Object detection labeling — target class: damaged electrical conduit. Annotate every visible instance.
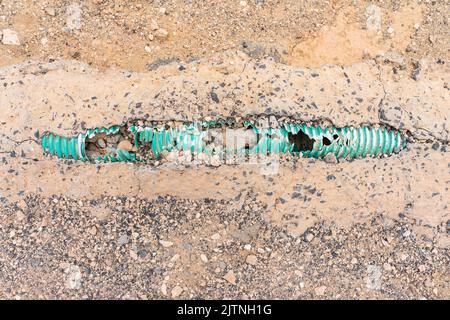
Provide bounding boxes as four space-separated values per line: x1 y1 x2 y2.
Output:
41 120 408 163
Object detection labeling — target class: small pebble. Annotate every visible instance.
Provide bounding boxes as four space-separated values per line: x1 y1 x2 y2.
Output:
117 234 129 246
45 7 56 16
171 285 183 298
117 140 133 151
129 250 138 260
15 210 25 221
150 20 159 31
246 255 257 265
88 226 97 235
160 240 174 248
315 286 327 296
155 28 169 39
211 233 221 240
161 283 167 295
1 29 20 45
223 270 236 285
97 138 106 148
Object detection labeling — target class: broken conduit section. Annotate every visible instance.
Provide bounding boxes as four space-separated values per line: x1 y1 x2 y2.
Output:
41 118 408 164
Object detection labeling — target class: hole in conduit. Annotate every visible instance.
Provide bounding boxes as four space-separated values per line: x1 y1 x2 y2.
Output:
322 137 332 146
288 130 315 152
85 127 135 159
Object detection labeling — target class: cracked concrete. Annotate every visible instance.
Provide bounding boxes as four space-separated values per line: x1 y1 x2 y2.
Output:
0 52 448 238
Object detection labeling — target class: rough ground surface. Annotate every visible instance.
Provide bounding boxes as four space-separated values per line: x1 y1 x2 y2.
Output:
0 0 449 299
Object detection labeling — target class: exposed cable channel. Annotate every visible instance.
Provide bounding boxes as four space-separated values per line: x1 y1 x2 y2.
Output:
41 119 407 164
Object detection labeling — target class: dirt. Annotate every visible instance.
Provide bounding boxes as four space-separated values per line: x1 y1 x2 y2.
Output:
1 1 448 70
0 0 449 299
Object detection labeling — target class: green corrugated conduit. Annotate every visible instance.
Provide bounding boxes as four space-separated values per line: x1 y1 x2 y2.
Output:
41 121 407 163
41 125 136 162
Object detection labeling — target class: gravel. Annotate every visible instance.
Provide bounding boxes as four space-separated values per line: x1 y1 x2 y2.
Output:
0 194 446 299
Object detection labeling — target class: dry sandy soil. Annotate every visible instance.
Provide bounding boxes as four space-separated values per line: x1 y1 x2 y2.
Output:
0 0 449 299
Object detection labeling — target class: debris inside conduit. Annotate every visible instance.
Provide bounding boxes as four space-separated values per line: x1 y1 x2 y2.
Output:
41 118 408 165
